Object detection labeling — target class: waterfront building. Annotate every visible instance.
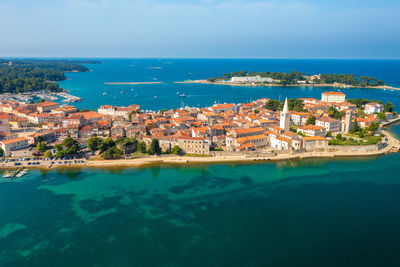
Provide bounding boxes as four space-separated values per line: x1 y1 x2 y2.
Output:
230 75 272 83
302 136 329 151
279 98 290 131
364 102 384 114
177 136 210 155
0 137 29 156
321 92 346 103
235 135 268 151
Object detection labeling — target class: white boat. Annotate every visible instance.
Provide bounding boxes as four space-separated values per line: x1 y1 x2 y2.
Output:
154 96 157 99
103 92 107 96
120 90 124 94
3 173 12 178
176 92 180 95
180 94 187 97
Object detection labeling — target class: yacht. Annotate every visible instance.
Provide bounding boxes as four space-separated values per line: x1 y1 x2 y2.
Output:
180 94 187 97
103 92 107 96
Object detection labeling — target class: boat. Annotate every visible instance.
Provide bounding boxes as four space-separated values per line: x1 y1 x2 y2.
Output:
180 94 187 97
154 96 158 99
103 92 107 96
131 88 134 92
120 90 124 94
113 96 117 99
176 92 180 95
3 172 12 178
134 94 138 98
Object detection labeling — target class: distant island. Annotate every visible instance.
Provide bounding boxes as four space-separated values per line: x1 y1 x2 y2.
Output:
0 59 100 94
175 70 399 90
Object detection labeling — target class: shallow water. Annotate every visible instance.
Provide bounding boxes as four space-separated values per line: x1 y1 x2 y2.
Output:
2 59 400 266
1 130 400 266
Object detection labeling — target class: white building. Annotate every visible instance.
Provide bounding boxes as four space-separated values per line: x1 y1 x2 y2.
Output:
231 75 273 83
0 137 29 156
316 117 342 133
364 102 384 114
321 92 346 103
98 105 116 116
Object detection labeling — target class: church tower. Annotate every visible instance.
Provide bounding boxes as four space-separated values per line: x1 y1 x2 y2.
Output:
280 98 290 131
344 110 353 133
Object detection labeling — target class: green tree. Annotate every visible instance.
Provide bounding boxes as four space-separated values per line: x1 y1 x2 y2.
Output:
101 147 123 160
384 102 394 112
171 145 183 155
306 116 316 125
101 137 115 151
336 133 343 140
36 141 47 153
62 137 80 155
0 147 4 157
137 141 147 153
87 137 102 152
54 144 63 152
367 122 379 133
44 150 53 158
377 112 386 120
326 131 332 137
265 100 281 111
148 139 161 155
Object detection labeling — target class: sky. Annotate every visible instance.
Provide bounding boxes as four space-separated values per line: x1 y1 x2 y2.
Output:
0 0 399 59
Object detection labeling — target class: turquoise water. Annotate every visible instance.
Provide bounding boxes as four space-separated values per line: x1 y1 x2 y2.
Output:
60 59 400 110
1 139 400 266
2 59 400 266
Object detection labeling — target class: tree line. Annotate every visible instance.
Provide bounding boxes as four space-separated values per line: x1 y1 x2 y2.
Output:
0 59 99 94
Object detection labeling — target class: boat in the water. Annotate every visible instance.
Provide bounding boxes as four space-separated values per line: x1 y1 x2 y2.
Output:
154 96 158 99
103 92 107 96
180 94 187 97
176 92 180 95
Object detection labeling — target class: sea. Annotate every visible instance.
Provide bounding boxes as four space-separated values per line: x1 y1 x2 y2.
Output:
1 59 400 266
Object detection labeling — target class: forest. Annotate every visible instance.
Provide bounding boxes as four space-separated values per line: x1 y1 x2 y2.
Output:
0 59 99 93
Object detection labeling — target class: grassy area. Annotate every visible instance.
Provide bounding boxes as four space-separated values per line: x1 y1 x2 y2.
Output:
329 135 382 146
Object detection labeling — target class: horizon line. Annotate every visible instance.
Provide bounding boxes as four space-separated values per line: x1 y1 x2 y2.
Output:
1 56 400 61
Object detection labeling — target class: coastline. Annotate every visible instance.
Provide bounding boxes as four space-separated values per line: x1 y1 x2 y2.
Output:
174 80 400 91
104 82 164 85
1 128 399 171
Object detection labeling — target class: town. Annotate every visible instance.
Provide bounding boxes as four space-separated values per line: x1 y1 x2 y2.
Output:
0 90 398 169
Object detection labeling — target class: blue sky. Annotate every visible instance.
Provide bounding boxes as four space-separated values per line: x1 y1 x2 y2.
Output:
0 0 399 58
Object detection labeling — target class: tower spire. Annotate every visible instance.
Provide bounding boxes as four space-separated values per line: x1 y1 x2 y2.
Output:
280 97 290 131
283 97 289 113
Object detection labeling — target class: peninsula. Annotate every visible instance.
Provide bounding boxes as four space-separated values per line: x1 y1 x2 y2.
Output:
175 71 400 90
0 59 99 94
0 89 399 172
